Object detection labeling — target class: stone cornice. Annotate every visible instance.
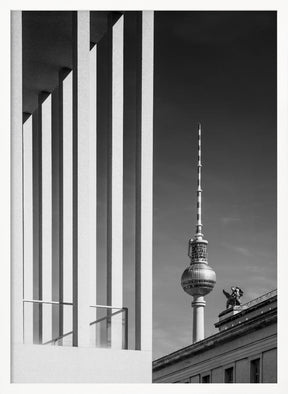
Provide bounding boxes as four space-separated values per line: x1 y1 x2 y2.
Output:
153 307 277 371
215 294 276 328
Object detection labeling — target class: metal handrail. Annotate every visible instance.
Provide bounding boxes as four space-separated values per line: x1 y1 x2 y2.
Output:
89 304 123 310
90 308 126 326
43 308 128 347
23 299 73 306
241 289 277 310
43 330 73 345
23 300 125 309
89 306 128 350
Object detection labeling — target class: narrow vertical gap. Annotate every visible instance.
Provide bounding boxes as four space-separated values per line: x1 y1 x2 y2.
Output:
38 97 43 344
96 23 109 340
106 14 113 309
106 14 113 347
21 116 25 343
58 71 64 340
72 11 78 347
32 112 39 342
123 11 138 351
21 72 27 322
52 87 60 341
135 11 142 351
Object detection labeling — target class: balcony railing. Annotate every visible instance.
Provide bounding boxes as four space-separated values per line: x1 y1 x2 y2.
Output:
90 305 128 349
23 300 128 349
240 289 277 310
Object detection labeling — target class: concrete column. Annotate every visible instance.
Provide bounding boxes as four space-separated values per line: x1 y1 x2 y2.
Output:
110 15 124 349
51 86 63 342
23 116 33 344
135 11 154 353
33 107 42 344
72 11 90 347
58 73 64 340
41 95 53 343
62 71 73 340
89 44 97 346
135 10 142 352
11 10 23 348
192 296 206 342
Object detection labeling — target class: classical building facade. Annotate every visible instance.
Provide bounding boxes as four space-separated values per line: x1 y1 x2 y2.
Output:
153 289 277 383
11 11 154 383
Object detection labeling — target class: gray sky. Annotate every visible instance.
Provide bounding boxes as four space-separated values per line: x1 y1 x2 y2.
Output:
152 11 276 359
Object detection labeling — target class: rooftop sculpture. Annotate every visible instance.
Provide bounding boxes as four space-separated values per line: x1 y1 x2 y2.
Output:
223 286 244 309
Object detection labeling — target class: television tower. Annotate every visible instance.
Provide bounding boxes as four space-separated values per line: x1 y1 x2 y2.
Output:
181 123 216 343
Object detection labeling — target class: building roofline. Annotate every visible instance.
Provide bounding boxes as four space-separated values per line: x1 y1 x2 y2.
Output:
153 290 277 371
215 292 277 328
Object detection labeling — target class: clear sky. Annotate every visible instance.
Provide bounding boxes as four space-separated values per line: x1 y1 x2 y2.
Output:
152 11 276 359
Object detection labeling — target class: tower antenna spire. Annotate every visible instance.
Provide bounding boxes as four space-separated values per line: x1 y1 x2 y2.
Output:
196 122 203 239
181 123 216 344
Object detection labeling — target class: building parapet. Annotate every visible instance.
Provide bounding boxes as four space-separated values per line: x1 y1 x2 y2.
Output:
215 289 277 330
153 289 277 372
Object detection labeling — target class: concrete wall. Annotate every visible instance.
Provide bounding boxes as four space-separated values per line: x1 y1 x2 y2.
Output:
211 367 223 383
262 348 277 383
190 374 200 383
12 344 151 383
153 320 277 383
235 358 250 383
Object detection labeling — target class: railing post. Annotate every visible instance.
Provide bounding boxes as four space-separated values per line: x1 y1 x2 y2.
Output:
124 307 128 350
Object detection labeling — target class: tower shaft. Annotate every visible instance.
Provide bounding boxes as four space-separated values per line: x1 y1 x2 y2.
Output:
192 296 206 342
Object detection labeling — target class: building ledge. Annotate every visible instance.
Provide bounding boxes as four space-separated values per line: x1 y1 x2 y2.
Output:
215 290 277 329
153 299 277 372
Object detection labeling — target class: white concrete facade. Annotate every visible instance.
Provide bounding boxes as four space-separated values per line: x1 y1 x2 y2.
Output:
11 10 154 383
23 116 33 345
11 10 23 350
139 11 154 353
12 344 151 383
62 71 73 339
73 10 91 349
41 95 53 344
110 15 124 349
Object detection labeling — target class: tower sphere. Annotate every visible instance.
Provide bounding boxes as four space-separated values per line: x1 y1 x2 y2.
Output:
181 237 216 297
181 262 216 297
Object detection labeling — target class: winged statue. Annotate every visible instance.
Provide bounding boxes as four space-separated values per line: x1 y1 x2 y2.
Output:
223 286 244 309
